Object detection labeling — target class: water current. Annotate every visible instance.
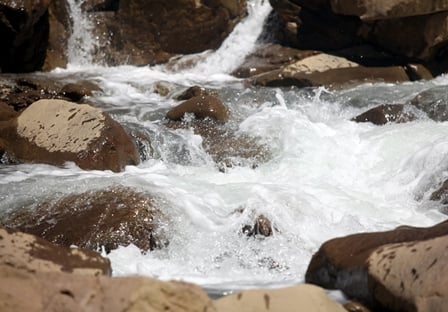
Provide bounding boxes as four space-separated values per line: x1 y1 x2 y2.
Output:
1 0 448 295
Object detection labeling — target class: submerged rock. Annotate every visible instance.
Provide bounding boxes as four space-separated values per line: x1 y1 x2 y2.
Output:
0 99 139 172
305 220 448 309
214 284 347 312
1 187 167 253
352 104 416 125
242 214 274 238
409 86 448 122
166 120 271 169
0 227 111 276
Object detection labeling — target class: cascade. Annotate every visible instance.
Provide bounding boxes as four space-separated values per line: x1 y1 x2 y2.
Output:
66 0 98 66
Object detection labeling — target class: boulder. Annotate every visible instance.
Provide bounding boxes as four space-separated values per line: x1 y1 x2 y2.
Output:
0 268 215 312
214 284 347 312
60 80 103 102
330 0 448 21
250 53 409 88
367 235 448 311
167 95 229 122
0 99 139 171
0 102 17 121
1 187 167 253
305 220 448 307
352 104 416 125
0 227 111 276
173 85 209 101
233 44 318 78
0 0 51 72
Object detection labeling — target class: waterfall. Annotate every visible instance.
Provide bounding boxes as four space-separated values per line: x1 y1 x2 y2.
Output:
188 0 272 75
66 0 98 66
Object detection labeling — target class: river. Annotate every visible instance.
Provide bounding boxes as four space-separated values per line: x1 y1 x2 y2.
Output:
0 0 447 296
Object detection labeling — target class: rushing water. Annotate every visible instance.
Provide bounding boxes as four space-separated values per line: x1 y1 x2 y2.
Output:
1 0 448 295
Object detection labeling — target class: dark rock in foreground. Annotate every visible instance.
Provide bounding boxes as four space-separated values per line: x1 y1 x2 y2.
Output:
1 187 168 253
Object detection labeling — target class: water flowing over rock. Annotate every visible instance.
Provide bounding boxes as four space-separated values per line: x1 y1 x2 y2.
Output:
305 220 448 310
1 187 168 253
0 227 111 276
0 99 139 171
214 284 347 312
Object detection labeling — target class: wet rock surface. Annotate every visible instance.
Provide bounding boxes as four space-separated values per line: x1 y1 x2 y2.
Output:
352 104 416 125
0 99 139 171
167 94 230 122
1 187 167 253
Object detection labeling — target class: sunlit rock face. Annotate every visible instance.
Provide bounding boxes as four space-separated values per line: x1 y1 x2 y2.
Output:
305 220 448 310
0 99 139 172
0 227 111 276
1 187 168 253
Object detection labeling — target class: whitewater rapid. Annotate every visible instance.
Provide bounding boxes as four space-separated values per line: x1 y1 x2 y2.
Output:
1 0 448 294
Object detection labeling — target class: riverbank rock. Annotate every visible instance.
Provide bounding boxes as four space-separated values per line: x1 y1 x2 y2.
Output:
0 99 139 171
352 104 416 125
0 268 215 312
305 220 448 309
0 228 111 276
167 94 230 122
368 234 448 312
43 0 247 69
214 284 346 312
249 53 409 88
269 0 448 76
0 0 51 72
1 187 167 253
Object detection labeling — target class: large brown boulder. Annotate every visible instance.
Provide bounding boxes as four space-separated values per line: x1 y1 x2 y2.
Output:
1 187 167 253
305 220 448 308
0 268 215 312
214 284 346 312
0 228 111 276
0 99 139 172
0 0 51 72
368 235 448 312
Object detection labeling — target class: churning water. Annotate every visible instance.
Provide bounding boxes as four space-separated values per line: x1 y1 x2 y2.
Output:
1 0 448 295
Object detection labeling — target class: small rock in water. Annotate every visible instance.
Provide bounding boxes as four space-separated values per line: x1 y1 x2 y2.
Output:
242 215 274 238
352 104 415 125
173 85 209 101
166 94 229 122
61 80 103 102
